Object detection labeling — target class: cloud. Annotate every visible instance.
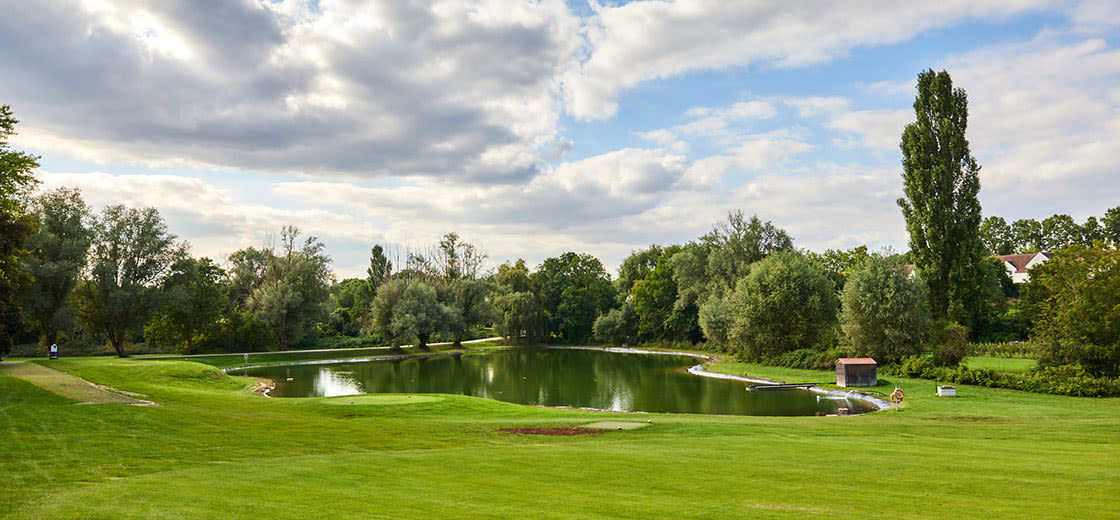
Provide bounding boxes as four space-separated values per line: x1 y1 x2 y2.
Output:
561 0 1057 119
1 0 580 181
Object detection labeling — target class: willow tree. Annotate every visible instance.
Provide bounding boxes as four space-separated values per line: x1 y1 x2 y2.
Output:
898 69 985 325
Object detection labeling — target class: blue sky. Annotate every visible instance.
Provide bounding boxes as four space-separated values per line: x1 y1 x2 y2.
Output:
2 0 1118 278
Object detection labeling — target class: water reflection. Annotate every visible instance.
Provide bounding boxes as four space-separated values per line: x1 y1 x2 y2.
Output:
235 348 875 416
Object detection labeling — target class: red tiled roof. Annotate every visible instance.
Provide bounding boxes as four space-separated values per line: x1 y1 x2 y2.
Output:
996 253 1047 273
836 357 877 365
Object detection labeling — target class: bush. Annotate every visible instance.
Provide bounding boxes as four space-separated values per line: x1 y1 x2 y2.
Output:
840 256 930 364
890 354 1120 397
930 320 969 366
593 303 638 345
727 252 837 360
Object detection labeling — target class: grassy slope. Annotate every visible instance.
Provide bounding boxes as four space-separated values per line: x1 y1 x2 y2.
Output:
1 355 1118 519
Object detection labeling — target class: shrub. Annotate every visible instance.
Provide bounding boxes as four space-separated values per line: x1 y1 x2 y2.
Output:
593 303 638 345
930 320 969 366
840 256 930 364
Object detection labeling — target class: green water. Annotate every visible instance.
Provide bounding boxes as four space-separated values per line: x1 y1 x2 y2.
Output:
234 348 874 416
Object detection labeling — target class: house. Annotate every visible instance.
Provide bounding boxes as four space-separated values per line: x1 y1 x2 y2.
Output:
903 252 1051 284
995 252 1052 284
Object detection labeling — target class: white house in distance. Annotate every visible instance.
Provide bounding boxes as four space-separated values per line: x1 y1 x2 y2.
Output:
901 251 1052 284
995 252 1052 284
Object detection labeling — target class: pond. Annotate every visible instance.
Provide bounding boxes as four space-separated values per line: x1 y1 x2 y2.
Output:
232 348 877 416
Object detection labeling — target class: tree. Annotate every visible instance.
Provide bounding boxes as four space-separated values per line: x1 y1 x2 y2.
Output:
242 226 332 350
979 216 1015 255
1023 246 1120 377
20 188 92 348
446 277 495 346
727 252 837 360
0 105 40 359
531 252 616 341
392 282 454 350
703 211 793 296
370 279 409 348
1041 214 1080 251
593 303 638 345
328 278 373 336
433 232 485 281
840 256 931 364
73 205 187 357
615 245 664 298
1011 218 1044 253
366 245 392 292
1102 206 1120 246
144 258 227 353
492 290 547 345
495 259 531 293
898 69 986 327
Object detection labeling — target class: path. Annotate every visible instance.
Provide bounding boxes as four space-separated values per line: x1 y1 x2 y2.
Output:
0 361 153 405
133 336 505 360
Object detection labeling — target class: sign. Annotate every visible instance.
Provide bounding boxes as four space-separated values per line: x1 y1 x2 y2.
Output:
49 344 58 360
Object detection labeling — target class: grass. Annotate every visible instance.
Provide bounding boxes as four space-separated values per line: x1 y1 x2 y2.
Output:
963 356 1038 374
2 351 1119 519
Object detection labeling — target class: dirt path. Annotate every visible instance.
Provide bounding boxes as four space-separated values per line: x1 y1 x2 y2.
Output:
0 361 154 405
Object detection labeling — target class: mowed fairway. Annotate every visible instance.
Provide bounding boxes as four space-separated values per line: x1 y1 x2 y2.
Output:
2 357 1119 519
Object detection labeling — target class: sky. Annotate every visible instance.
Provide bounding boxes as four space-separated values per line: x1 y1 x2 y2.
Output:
2 0 1118 279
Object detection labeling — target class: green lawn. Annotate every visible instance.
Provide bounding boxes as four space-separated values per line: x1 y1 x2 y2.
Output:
2 353 1118 519
963 356 1038 374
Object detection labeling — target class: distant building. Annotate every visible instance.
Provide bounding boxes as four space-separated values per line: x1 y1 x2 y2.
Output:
902 252 1051 284
995 252 1052 284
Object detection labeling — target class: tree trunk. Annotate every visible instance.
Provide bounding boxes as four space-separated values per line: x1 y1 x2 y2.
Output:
418 332 429 351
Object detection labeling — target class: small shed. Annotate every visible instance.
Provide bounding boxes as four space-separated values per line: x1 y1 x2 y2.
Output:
836 358 877 387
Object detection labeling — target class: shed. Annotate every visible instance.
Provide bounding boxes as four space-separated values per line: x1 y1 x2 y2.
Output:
836 358 877 387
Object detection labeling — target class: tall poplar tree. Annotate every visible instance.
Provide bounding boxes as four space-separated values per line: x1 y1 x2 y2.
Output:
898 70 985 325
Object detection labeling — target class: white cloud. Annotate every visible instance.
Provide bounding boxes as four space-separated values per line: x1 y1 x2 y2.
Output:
562 0 1057 119
2 0 581 181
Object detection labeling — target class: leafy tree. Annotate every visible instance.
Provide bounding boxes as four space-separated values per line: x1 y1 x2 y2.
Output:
433 232 485 281
73 205 187 357
1080 216 1105 246
840 256 931 364
727 252 836 360
1102 206 1120 246
806 245 872 289
20 188 92 348
703 210 793 296
446 277 495 346
242 226 332 350
366 245 392 292
495 259 531 293
492 290 547 345
615 245 664 298
328 278 373 336
0 105 40 359
593 303 638 345
1023 246 1120 377
392 281 454 350
631 248 680 340
898 69 986 327
1011 218 1044 253
531 252 616 341
979 216 1015 255
144 258 227 353
1041 214 1081 251
370 279 409 347
0 105 39 211
697 294 733 348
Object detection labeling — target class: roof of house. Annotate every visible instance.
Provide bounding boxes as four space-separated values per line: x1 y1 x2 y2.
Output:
836 358 877 365
995 252 1052 273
